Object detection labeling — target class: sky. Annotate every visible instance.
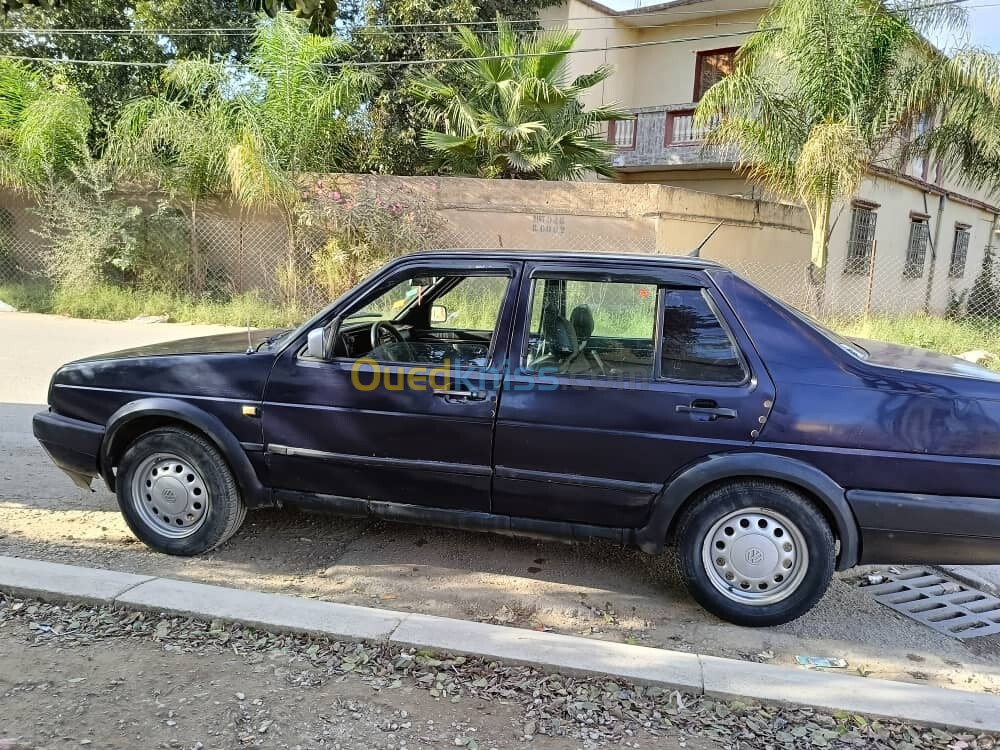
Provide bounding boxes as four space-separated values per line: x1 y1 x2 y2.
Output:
600 0 1000 51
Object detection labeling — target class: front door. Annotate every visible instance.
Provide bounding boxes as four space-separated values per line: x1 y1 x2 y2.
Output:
492 262 775 528
262 260 521 512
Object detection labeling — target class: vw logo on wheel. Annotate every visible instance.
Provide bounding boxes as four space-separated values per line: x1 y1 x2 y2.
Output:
745 547 765 566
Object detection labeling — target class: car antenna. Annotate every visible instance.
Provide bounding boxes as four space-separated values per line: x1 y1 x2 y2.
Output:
688 221 724 258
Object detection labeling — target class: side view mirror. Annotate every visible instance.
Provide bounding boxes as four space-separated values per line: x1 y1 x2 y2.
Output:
430 304 448 324
306 317 341 360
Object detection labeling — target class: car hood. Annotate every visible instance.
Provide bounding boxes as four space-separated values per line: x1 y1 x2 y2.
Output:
72 328 293 363
853 337 1000 383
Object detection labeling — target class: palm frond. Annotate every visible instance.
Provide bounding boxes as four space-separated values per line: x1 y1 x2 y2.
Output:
412 20 624 180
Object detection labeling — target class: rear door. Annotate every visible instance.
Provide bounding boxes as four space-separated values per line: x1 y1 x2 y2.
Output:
492 261 774 528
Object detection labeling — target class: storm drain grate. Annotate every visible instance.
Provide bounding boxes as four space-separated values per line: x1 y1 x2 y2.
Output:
863 567 1000 640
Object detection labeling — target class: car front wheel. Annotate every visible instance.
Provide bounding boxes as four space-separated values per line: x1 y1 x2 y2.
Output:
675 481 835 626
115 427 246 556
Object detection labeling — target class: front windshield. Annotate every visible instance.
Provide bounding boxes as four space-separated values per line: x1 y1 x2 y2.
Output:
345 277 441 321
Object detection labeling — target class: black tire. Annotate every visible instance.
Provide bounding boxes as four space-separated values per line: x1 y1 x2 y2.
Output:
115 427 246 556
675 480 835 627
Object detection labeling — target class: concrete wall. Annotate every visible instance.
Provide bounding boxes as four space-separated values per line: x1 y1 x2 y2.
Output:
540 0 638 113
326 173 809 263
630 10 760 108
6 173 994 318
541 3 760 111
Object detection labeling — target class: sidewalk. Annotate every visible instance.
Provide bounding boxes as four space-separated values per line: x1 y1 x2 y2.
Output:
942 565 1000 596
2 554 999 739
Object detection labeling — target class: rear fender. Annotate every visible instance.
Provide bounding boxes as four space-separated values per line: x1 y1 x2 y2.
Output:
635 452 860 570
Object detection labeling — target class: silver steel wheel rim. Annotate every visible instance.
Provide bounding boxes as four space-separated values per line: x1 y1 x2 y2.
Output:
701 506 809 606
130 453 210 539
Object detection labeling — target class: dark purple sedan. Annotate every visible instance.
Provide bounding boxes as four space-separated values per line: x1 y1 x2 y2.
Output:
33 251 1000 626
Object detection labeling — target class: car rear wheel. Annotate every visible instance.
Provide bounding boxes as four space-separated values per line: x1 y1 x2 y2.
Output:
675 481 835 626
115 427 246 556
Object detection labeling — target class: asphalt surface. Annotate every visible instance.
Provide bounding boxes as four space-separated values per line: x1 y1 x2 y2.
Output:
2 311 1000 697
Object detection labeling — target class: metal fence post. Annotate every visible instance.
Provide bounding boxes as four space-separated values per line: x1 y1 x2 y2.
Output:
865 239 878 320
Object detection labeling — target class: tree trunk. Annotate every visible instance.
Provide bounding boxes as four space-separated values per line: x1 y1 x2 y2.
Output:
283 209 299 307
806 193 833 314
190 198 204 294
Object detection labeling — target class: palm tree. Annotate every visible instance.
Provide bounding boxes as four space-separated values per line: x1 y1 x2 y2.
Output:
695 0 1000 294
0 60 90 194
411 20 631 180
227 13 378 304
110 59 235 292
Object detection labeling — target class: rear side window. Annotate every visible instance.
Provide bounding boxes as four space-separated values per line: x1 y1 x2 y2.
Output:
526 278 657 378
661 289 746 383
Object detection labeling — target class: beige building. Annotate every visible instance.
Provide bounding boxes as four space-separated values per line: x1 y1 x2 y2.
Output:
541 0 1000 315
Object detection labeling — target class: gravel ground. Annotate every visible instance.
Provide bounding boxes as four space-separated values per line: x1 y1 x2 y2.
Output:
1 592 998 750
3 312 1000 699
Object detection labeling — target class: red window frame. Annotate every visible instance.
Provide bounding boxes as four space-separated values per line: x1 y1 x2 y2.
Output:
606 120 637 151
664 109 699 146
693 47 738 101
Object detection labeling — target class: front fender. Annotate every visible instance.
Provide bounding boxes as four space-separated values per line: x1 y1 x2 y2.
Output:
635 452 860 570
101 397 271 508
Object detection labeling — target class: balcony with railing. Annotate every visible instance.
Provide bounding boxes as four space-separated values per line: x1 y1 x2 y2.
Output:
608 104 733 171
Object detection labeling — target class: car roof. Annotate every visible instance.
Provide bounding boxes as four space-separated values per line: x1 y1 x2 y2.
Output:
410 249 726 271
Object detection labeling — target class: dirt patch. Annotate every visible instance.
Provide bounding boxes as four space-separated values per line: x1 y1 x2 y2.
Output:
2 593 997 750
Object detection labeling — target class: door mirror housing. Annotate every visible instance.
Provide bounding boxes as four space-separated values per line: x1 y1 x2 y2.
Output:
430 304 448 325
306 317 341 360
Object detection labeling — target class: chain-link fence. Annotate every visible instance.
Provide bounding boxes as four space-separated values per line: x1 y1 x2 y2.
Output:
1 194 998 362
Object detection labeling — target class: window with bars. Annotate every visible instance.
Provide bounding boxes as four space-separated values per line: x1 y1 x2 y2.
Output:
903 218 930 278
694 48 737 101
844 204 877 275
949 225 971 278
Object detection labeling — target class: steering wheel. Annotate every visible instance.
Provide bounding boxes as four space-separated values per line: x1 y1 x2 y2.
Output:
371 320 404 350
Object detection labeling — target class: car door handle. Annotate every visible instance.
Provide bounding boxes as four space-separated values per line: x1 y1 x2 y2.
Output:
433 389 489 403
676 401 738 420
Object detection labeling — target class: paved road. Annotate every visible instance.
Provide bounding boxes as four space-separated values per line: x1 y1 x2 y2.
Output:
3 311 1000 696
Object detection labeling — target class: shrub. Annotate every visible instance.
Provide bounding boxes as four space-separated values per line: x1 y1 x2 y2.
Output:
968 245 1000 319
946 288 968 320
134 204 194 294
301 181 441 301
32 161 142 289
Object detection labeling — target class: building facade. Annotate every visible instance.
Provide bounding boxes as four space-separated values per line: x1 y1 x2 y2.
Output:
541 0 1000 315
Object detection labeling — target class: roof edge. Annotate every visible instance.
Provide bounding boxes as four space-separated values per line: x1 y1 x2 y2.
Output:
573 0 717 17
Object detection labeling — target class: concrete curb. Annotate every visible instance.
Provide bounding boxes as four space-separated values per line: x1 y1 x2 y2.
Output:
939 565 1000 597
2 555 1000 733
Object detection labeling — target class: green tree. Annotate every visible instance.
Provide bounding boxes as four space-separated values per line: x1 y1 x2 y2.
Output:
411 20 630 180
695 0 1000 291
0 0 254 146
226 13 377 303
245 0 339 34
338 0 558 175
0 59 90 193
968 244 1000 319
110 59 235 291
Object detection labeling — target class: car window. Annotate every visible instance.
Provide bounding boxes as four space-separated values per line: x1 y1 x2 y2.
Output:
431 276 509 332
526 277 657 378
345 277 439 321
340 272 511 369
661 288 746 383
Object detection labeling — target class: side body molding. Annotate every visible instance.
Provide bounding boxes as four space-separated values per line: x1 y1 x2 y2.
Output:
100 397 272 508
634 452 860 570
